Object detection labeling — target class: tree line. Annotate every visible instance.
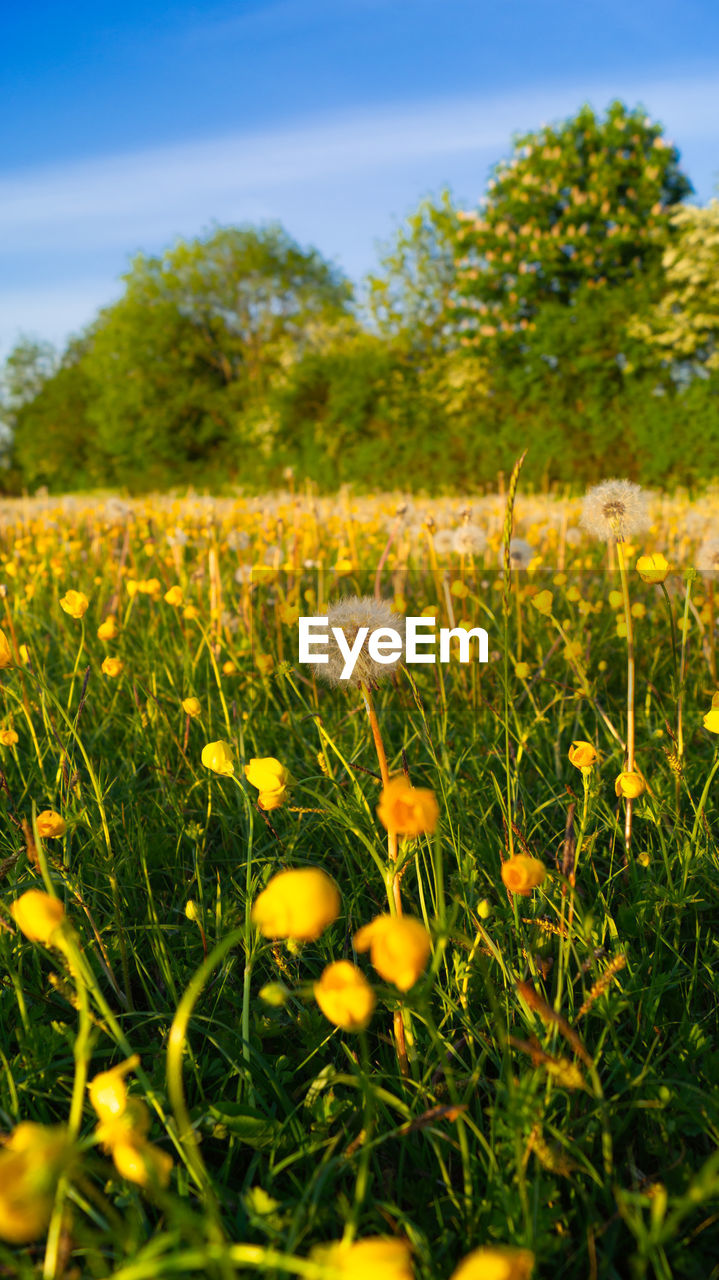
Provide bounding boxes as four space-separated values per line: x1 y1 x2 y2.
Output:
2 99 719 494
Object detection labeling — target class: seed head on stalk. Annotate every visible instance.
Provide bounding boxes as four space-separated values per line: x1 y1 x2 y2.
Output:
581 477 648 855
580 479 650 544
501 449 528 863
316 595 406 689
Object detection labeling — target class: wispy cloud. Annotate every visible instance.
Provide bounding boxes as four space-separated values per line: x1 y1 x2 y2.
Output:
2 72 717 253
182 0 409 44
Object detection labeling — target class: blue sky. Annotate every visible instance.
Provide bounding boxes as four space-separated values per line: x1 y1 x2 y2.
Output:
2 0 719 359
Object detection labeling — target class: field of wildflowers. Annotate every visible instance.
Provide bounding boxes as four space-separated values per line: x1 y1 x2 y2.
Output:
1 476 719 1279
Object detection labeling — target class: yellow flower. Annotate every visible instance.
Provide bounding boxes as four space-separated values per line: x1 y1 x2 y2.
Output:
0 1123 71 1244
702 707 719 733
201 740 235 776
97 615 118 641
353 914 431 991
60 589 89 619
164 585 184 606
245 757 289 796
95 1098 150 1152
255 654 274 676
568 740 597 770
182 696 202 717
101 656 124 678
88 1055 141 1122
183 604 199 620
563 640 583 663
314 1237 414 1280
10 890 66 943
636 553 670 584
501 855 546 896
530 589 553 616
0 729 18 746
111 1140 172 1189
18 643 30 664
0 628 12 668
36 809 67 838
377 776 439 836
450 1245 535 1280
258 787 287 811
514 662 530 679
615 770 646 799
251 868 340 941
222 660 238 676
314 960 376 1031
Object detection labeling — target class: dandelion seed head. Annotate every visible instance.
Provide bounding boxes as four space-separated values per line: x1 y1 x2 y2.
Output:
695 537 719 580
453 525 487 556
320 595 406 689
580 479 650 544
501 538 535 570
433 529 455 555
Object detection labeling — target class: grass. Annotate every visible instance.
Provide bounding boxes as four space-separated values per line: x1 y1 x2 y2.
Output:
0 488 719 1279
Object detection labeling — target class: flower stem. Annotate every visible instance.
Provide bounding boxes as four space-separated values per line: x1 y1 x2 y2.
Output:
360 682 409 1076
615 542 635 853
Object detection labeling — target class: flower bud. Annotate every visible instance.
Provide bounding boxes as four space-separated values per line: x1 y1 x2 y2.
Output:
501 855 546 896
568 740 597 770
636 553 670 584
10 891 66 944
60 589 89 619
614 770 646 799
314 961 375 1031
251 868 340 941
377 776 439 836
353 914 431 991
201 740 235 776
36 810 67 838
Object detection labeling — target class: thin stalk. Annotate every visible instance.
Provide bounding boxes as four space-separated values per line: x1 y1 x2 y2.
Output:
709 581 717 684
43 931 92 1280
615 542 635 852
360 681 409 1076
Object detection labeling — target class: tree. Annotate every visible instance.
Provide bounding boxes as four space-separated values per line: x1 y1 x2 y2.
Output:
365 190 462 351
8 338 98 491
80 224 354 488
630 201 719 374
454 100 692 346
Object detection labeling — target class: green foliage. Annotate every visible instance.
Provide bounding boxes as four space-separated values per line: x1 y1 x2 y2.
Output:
631 200 719 373
366 189 462 351
8 338 98 491
4 102 719 496
3 505 719 1275
454 99 692 344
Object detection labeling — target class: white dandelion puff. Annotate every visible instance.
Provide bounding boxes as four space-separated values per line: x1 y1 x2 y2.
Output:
227 529 250 551
318 595 406 689
501 538 535 570
695 537 719 580
453 525 488 556
433 529 456 556
580 479 650 544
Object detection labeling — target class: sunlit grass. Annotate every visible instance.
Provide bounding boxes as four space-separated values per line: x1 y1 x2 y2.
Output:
0 486 718 1279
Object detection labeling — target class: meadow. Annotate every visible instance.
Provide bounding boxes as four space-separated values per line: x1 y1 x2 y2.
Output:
1 476 719 1280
